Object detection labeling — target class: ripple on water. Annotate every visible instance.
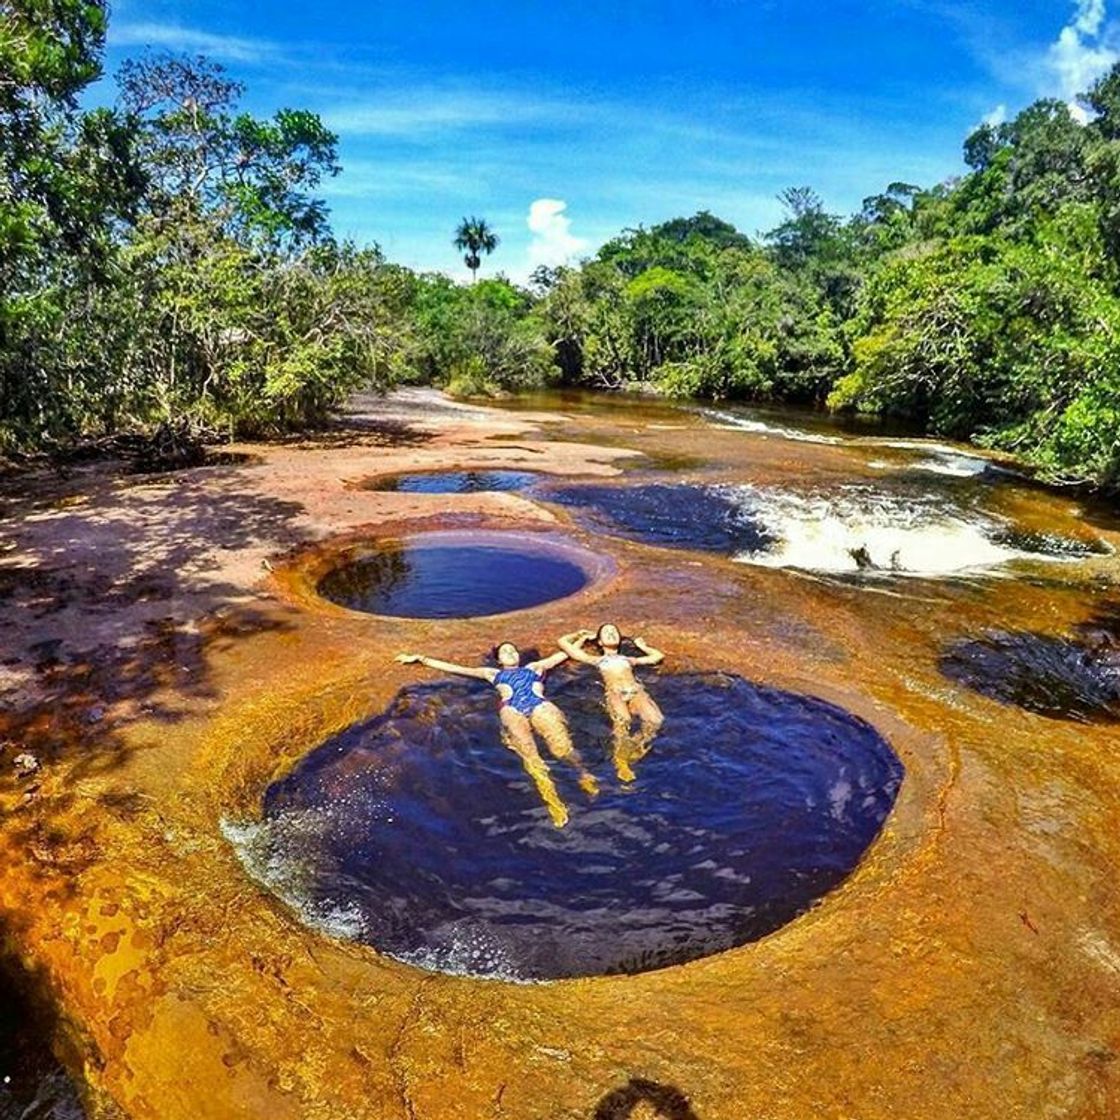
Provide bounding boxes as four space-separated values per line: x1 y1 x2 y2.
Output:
361 469 541 493
228 671 903 981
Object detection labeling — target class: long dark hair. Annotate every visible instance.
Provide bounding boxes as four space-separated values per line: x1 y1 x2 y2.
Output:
596 622 621 650
489 642 543 665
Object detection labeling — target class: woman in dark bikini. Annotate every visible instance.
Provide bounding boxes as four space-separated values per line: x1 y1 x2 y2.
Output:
558 624 664 782
394 641 598 827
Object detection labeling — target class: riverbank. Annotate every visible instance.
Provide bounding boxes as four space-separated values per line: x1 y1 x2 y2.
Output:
1 388 1117 1118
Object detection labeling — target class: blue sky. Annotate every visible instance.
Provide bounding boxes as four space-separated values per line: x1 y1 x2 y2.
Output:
96 1 1120 280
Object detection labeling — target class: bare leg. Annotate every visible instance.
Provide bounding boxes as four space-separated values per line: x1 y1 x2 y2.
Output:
531 702 599 797
499 706 568 828
605 690 638 783
628 688 664 762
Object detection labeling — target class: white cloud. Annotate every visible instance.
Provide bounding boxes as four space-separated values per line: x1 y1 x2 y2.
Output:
109 21 277 63
323 92 579 137
526 199 588 269
981 103 1007 127
1047 1 1119 104
1075 0 1108 36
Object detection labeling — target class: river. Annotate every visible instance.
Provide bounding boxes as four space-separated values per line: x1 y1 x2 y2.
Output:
1 388 1117 1118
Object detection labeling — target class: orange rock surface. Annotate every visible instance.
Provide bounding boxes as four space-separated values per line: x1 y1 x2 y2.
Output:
1 390 1118 1118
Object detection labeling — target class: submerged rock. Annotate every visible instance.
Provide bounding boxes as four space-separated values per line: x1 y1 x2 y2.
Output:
940 624 1120 722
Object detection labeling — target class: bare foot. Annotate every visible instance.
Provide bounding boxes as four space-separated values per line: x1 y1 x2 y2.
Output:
614 755 636 783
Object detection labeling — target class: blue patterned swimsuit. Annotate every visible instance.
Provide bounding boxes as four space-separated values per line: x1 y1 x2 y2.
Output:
494 667 545 716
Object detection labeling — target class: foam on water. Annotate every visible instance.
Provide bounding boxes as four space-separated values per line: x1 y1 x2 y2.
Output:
700 407 1006 479
700 408 844 445
221 814 369 940
906 454 991 478
724 485 1078 577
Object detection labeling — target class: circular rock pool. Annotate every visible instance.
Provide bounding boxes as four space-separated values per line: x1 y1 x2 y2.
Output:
229 671 903 980
316 533 595 618
362 469 541 494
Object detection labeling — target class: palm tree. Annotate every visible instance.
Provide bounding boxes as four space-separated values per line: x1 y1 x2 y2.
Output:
453 216 499 281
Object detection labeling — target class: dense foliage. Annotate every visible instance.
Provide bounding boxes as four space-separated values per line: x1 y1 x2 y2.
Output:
3 4 1119 488
0 6 403 453
521 95 1120 488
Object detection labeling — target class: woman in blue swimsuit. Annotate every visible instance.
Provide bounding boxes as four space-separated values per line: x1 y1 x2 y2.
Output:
559 623 664 782
394 641 598 827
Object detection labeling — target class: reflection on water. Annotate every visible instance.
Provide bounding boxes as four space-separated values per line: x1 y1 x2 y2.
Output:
227 671 902 981
362 469 541 493
317 541 589 618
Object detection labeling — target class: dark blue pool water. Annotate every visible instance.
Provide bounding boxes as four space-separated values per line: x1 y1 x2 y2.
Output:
541 483 772 553
990 528 1112 557
316 541 590 618
941 629 1120 722
238 671 903 980
364 470 541 494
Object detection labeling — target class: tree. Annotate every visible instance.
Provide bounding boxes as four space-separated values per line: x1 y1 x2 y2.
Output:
453 216 498 281
0 0 144 448
650 211 753 251
117 53 339 250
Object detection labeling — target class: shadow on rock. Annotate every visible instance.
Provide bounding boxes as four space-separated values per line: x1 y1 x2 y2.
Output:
0 923 85 1120
0 478 305 884
593 1078 700 1120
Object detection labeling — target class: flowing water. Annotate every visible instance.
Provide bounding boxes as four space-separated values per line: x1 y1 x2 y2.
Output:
218 394 1120 1003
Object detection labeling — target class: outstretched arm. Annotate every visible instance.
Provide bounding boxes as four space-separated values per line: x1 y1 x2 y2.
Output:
631 637 664 666
529 649 569 673
557 629 600 665
395 653 496 682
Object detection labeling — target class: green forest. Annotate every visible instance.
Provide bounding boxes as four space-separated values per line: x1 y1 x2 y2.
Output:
4 1 1120 489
